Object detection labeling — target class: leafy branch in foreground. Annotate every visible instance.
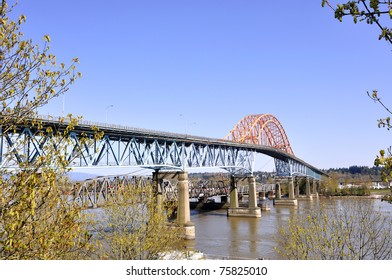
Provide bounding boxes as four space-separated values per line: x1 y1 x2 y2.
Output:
276 201 392 259
322 0 392 43
0 0 81 127
91 183 183 260
0 0 91 259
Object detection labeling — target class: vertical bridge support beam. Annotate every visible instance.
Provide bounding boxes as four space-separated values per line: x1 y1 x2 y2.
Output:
227 175 261 218
248 176 257 209
229 175 239 209
156 171 195 240
177 171 195 240
152 171 163 209
275 179 282 200
295 177 300 198
305 176 313 200
312 179 319 199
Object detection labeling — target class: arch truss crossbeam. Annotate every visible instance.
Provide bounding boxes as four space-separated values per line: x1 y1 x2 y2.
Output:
226 114 322 179
225 114 294 155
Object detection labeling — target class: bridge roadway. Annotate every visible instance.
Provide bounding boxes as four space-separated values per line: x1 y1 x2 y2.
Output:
2 116 324 178
1 116 326 240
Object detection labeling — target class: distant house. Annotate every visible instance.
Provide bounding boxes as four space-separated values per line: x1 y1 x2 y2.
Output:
371 181 390 189
338 182 362 189
339 181 388 189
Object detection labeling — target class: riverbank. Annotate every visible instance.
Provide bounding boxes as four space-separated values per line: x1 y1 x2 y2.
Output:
321 194 384 199
381 194 392 203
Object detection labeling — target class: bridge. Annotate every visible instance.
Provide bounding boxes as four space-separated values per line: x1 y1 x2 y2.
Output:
0 113 326 239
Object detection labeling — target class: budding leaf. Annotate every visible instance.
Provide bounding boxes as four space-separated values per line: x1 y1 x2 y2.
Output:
43 35 51 42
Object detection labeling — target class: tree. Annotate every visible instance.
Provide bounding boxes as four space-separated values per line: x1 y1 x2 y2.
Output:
0 0 81 125
0 0 90 259
91 182 183 260
322 1 392 184
275 201 392 259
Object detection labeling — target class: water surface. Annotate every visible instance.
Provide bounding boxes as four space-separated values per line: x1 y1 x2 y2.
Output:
186 198 392 260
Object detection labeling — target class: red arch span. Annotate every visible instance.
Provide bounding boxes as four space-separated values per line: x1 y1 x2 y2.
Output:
225 114 294 155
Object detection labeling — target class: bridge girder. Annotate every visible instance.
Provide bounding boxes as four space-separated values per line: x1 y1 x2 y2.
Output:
0 118 325 179
0 126 254 175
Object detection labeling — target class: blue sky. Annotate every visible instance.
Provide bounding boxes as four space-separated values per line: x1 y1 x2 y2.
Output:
13 0 392 172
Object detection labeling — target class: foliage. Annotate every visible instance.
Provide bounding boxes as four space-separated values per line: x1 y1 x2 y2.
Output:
276 201 392 259
0 0 81 126
91 183 183 260
338 185 370 195
0 0 90 259
320 173 340 195
322 0 392 43
375 147 392 182
368 91 392 183
0 119 95 259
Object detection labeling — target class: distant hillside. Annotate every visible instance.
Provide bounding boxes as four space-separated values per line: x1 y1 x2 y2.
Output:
323 166 382 176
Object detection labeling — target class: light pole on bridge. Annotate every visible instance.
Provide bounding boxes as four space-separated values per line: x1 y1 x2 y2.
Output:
179 114 197 136
105 105 114 123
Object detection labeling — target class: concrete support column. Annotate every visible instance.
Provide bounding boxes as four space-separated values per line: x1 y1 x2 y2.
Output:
275 180 282 199
313 179 319 199
274 177 297 206
152 171 163 209
227 175 261 217
229 175 239 209
248 176 257 209
295 177 300 198
305 176 313 200
288 177 295 200
177 171 195 240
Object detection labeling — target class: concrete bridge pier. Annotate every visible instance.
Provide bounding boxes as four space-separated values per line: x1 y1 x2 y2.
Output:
153 171 195 240
274 179 282 200
248 176 258 209
152 171 164 209
305 176 313 200
312 179 319 199
177 171 195 240
274 177 297 206
295 177 300 198
229 175 239 209
227 175 261 218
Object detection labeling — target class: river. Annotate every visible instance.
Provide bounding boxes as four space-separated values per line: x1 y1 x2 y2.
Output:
185 197 392 260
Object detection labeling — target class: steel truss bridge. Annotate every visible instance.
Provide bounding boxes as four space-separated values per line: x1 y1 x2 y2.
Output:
71 175 232 208
0 114 324 179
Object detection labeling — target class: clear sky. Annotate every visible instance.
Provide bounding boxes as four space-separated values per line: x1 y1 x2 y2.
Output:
12 0 392 172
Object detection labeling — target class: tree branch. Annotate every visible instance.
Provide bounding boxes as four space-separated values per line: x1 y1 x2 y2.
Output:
361 0 392 44
367 91 392 115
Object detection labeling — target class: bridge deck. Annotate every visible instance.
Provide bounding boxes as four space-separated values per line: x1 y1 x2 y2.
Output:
1 116 326 178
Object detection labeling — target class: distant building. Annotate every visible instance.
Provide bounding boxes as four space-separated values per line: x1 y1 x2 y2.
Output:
338 181 388 189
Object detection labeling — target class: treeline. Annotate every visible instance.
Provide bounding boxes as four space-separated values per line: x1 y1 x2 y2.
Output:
323 166 382 175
